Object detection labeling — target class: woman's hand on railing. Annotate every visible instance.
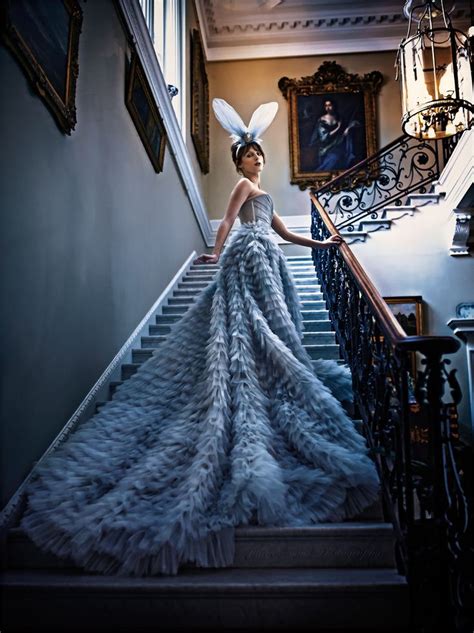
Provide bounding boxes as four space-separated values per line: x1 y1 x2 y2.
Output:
193 253 220 265
320 235 344 249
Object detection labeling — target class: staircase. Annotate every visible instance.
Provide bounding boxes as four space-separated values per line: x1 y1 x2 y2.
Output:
339 191 441 245
1 255 409 633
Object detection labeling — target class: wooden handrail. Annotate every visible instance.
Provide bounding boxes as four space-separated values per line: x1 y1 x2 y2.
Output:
310 193 460 355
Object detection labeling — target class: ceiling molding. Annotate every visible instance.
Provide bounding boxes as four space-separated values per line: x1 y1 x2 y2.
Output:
195 0 471 61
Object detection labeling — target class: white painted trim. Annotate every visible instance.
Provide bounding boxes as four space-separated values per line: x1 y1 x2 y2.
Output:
436 129 474 209
209 214 311 246
117 0 213 246
0 250 198 528
203 38 403 62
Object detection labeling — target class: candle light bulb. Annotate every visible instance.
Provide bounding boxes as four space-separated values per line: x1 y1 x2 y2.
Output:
445 121 456 136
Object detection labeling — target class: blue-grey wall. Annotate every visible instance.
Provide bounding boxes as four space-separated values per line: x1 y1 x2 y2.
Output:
0 0 206 507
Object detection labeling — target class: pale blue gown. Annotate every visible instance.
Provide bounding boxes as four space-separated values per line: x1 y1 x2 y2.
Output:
20 193 380 576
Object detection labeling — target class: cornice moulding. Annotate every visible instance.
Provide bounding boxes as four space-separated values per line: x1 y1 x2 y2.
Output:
196 0 470 61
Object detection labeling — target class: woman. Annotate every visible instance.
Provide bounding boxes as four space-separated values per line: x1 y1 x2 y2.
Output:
20 99 379 577
309 98 359 171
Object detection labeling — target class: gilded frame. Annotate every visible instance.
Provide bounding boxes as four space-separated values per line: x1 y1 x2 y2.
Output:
0 0 83 135
278 62 383 190
190 29 209 174
125 53 167 173
384 295 424 379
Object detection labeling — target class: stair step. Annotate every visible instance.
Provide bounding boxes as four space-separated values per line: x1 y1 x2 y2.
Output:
302 332 335 345
358 219 391 232
178 281 209 289
108 381 123 398
173 289 201 297
121 363 140 380
297 292 324 301
300 300 326 310
301 310 329 321
141 336 167 348
294 279 320 288
303 320 332 332
162 305 189 314
132 348 154 363
156 313 183 323
183 273 216 281
189 264 220 271
1 567 409 632
149 323 172 335
406 192 439 205
168 297 195 305
305 344 340 360
296 284 323 299
5 523 395 571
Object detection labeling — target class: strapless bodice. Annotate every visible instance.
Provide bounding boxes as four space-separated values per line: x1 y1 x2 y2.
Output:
238 193 273 226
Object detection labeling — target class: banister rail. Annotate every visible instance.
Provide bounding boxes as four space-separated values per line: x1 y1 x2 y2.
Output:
310 193 471 633
311 132 463 234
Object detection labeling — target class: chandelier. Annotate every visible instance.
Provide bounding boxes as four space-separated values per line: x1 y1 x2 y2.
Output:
396 0 473 139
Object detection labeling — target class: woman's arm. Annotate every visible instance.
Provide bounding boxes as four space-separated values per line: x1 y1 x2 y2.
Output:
271 212 342 249
194 180 253 265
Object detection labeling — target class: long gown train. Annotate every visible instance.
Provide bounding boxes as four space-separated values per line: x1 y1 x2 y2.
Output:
20 193 380 576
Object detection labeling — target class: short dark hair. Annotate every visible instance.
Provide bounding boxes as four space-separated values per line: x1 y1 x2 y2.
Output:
231 141 266 174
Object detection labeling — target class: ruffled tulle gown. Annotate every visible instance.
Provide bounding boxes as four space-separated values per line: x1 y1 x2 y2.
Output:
20 192 380 576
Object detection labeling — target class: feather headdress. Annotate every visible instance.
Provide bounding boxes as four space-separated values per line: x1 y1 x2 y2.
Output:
212 98 278 150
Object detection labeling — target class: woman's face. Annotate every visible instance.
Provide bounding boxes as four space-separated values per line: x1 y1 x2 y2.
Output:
324 100 334 114
238 145 264 177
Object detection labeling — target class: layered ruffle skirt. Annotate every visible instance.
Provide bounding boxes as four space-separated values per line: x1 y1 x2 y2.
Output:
20 222 380 576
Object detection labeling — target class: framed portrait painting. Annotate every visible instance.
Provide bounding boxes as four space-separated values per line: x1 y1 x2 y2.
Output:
278 62 383 190
385 295 423 379
0 0 83 134
126 53 167 173
190 29 209 174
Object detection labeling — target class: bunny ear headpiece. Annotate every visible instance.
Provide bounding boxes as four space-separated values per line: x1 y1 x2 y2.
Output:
212 98 278 150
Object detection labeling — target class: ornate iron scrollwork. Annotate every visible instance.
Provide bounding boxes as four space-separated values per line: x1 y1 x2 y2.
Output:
313 132 463 232
311 201 471 632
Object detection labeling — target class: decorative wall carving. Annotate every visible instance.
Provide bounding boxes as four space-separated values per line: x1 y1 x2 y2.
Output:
450 208 474 256
195 0 471 60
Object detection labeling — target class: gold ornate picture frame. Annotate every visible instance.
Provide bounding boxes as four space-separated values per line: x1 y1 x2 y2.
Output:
384 295 424 379
126 53 167 173
190 29 209 174
278 62 383 190
0 0 83 135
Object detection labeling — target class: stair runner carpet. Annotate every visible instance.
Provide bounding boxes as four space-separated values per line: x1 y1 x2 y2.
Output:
1 256 409 632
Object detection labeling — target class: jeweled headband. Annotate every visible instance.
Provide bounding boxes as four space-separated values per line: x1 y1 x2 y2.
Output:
212 98 278 150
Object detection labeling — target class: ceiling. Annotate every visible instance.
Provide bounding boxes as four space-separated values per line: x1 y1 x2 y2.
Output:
195 0 472 61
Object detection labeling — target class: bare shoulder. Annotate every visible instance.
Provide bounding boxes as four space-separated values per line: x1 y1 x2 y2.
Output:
232 178 253 197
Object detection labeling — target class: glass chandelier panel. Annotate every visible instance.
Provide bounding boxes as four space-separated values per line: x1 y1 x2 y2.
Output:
397 0 473 139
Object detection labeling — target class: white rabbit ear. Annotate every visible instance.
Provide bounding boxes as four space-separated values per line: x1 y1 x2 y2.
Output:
212 98 247 141
248 102 278 141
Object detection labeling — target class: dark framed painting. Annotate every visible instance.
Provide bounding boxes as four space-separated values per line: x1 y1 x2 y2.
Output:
190 29 209 174
278 62 383 190
385 295 424 378
126 53 167 173
0 0 83 134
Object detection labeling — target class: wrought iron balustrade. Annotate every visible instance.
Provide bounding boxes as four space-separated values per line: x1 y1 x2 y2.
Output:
312 132 463 232
310 194 472 633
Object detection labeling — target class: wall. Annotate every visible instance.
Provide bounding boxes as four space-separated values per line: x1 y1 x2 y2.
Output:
350 192 474 439
0 0 206 507
185 0 209 206
206 52 402 220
